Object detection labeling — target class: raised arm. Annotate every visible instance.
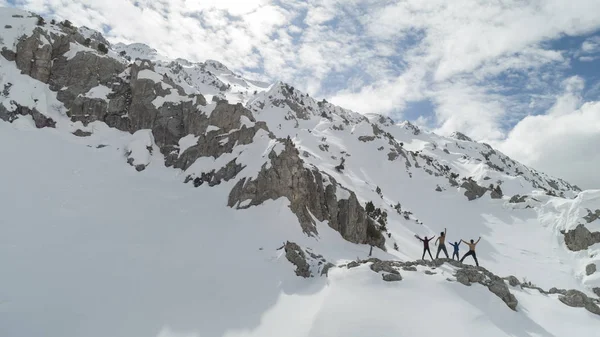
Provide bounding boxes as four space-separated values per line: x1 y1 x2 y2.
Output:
444 227 447 236
460 239 467 244
475 237 481 244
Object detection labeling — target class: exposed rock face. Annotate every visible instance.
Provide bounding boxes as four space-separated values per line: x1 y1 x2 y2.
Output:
549 287 567 295
504 275 521 287
456 268 485 286
584 209 600 223
383 273 402 282
283 242 311 278
321 263 335 276
593 288 600 298
358 135 376 142
490 185 503 199
461 179 487 201
176 103 267 169
487 278 519 311
563 224 600 251
509 194 527 203
370 260 400 275
72 129 92 137
0 102 55 128
586 263 597 276
228 138 385 249
51 46 126 108
559 290 600 315
14 28 61 83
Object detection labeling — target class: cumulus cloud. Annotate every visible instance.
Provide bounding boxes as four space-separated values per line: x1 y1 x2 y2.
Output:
498 99 600 189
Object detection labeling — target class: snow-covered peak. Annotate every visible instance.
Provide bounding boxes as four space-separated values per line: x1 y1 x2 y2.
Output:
78 26 109 45
450 131 474 142
113 42 164 61
204 59 233 75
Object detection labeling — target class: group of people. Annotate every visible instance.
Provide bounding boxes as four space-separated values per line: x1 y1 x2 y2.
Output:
415 228 481 266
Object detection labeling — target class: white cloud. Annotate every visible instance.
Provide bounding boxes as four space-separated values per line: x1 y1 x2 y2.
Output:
498 99 600 190
581 36 600 54
497 77 600 189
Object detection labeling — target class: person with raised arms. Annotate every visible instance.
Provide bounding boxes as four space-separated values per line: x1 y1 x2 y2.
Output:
434 228 449 259
460 237 481 266
415 234 435 261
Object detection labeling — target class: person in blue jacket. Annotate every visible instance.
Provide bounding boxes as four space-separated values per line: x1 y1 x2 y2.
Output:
449 241 461 260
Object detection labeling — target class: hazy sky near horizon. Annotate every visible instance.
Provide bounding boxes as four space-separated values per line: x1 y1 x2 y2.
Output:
4 0 600 189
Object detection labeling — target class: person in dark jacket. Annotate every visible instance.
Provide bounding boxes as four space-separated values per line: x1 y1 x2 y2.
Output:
460 237 481 266
434 228 449 259
415 234 435 260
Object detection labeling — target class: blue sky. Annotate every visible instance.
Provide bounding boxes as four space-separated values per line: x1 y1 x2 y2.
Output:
3 0 600 189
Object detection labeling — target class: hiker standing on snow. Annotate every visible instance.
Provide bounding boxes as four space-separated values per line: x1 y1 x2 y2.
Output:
460 237 481 266
434 228 449 259
415 234 435 260
449 241 460 260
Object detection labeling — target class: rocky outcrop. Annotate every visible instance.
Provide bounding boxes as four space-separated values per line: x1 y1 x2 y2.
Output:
504 275 521 287
383 273 402 282
584 209 600 223
343 258 518 310
562 224 600 251
228 138 385 249
593 288 600 298
14 27 62 83
72 129 92 137
490 185 503 199
509 194 527 203
176 103 267 169
559 290 600 315
461 179 487 201
0 102 55 128
283 242 311 278
586 263 597 276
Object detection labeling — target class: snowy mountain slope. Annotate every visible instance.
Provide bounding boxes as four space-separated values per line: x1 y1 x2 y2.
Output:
1 6 600 336
2 120 600 337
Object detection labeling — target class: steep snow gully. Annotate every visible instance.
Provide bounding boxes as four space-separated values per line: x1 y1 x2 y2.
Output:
1 7 600 337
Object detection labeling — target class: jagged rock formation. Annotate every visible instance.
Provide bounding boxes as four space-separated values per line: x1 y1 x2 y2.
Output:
0 102 55 127
228 138 385 249
559 290 600 315
509 194 528 203
283 241 311 278
281 241 334 278
461 178 488 201
562 224 600 251
584 209 600 223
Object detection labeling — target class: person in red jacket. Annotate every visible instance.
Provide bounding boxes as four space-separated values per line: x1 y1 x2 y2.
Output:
415 234 435 260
